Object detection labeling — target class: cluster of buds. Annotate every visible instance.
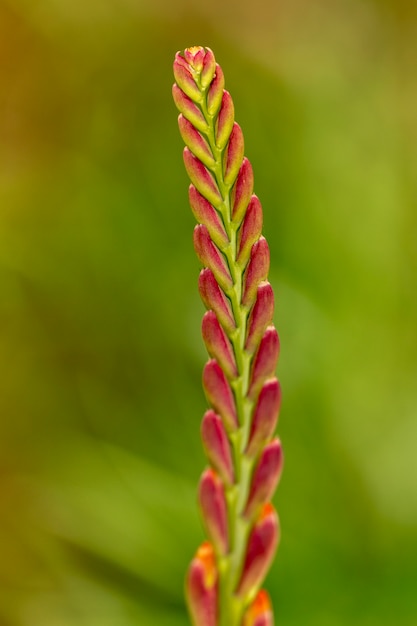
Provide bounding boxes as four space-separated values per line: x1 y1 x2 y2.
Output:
173 46 283 626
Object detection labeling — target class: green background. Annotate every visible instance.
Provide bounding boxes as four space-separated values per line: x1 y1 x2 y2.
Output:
0 0 416 624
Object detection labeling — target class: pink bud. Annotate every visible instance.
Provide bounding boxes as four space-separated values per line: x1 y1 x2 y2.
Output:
237 503 279 598
179 115 215 168
186 542 218 626
198 269 236 335
215 91 235 150
224 123 245 186
201 48 216 87
184 46 205 71
243 590 274 626
173 53 201 102
244 439 283 519
202 311 237 379
207 64 225 115
172 84 208 133
242 237 270 307
203 359 238 431
183 148 222 207
245 283 275 355
194 225 232 293
246 378 282 457
248 326 280 398
232 158 254 224
199 469 229 554
201 410 235 486
173 53 190 70
237 196 263 268
189 185 229 249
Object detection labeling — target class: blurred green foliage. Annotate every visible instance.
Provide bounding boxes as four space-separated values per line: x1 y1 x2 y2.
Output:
0 0 416 624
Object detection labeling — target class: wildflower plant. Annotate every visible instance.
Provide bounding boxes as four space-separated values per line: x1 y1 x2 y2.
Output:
173 46 283 626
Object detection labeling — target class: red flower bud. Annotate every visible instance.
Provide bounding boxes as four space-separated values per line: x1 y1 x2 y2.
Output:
199 468 229 554
245 439 283 519
203 359 238 431
189 185 229 249
198 269 236 334
215 91 235 150
245 283 275 355
224 122 245 186
201 47 216 87
237 195 263 268
194 224 232 293
242 237 270 307
207 64 225 115
183 148 222 207
248 326 280 398
201 409 235 486
202 311 237 380
173 53 201 101
237 503 279 599
232 157 254 224
186 542 218 626
179 115 215 168
246 379 282 457
172 84 208 133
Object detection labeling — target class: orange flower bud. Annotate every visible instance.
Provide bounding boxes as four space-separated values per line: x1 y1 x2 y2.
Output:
186 542 218 626
243 589 274 626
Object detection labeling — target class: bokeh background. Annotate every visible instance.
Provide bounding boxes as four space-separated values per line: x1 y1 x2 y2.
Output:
1 0 416 624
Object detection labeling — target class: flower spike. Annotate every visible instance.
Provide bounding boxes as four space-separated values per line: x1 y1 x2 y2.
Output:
173 46 284 626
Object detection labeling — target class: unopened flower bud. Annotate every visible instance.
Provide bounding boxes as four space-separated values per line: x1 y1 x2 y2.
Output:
237 195 263 268
244 439 284 519
242 237 270 307
207 64 225 115
183 148 222 207
224 123 245 186
184 46 205 71
201 48 216 87
179 115 215 168
172 84 208 133
203 359 238 431
243 590 274 626
198 269 236 334
202 311 237 380
189 185 228 249
173 53 201 101
237 503 279 598
186 542 218 626
194 224 232 293
232 158 254 224
199 468 229 554
248 326 280 398
201 409 235 486
245 283 275 355
216 91 235 150
246 379 282 457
